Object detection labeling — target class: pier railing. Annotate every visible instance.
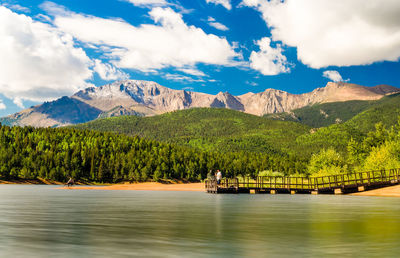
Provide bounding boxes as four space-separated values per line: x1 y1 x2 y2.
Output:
205 168 400 194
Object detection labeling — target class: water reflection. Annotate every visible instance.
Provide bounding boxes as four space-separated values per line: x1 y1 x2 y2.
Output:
1 185 400 257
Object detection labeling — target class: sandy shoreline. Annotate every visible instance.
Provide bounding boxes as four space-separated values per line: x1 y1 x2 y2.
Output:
350 184 400 197
59 183 400 195
56 182 205 192
3 179 400 196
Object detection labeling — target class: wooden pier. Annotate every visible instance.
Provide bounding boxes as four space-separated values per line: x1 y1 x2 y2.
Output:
205 168 400 194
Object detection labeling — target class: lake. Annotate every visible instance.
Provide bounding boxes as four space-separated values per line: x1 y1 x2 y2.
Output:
1 185 400 257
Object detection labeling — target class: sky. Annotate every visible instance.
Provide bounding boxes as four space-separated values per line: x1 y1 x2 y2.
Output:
0 0 400 116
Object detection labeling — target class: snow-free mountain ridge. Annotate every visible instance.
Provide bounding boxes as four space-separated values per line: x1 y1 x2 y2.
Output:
1 80 399 127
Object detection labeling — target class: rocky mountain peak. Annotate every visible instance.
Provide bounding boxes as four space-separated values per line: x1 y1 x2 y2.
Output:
2 80 399 127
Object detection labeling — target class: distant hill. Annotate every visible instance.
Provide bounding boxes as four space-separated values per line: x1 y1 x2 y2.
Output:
296 93 400 153
74 108 310 155
345 93 400 132
266 93 400 128
1 80 398 127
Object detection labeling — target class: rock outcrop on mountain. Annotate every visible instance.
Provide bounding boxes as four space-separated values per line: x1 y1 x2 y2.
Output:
1 80 399 127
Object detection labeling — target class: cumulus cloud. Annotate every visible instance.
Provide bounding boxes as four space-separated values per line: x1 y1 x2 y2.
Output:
242 0 400 68
323 70 348 83
0 6 93 104
207 17 229 31
43 3 239 73
249 37 291 75
206 0 231 10
94 59 129 81
0 99 6 110
126 0 169 7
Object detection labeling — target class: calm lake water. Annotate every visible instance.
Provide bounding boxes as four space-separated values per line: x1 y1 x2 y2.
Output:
1 185 400 257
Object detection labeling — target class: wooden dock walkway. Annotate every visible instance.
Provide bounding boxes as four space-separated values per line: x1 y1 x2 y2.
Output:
205 168 400 194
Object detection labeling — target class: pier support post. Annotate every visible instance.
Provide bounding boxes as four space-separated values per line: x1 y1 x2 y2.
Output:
311 190 318 195
250 189 256 194
270 190 276 195
334 188 343 195
290 190 296 195
357 186 365 192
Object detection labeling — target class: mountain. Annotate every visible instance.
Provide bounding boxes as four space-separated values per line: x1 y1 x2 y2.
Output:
1 80 399 127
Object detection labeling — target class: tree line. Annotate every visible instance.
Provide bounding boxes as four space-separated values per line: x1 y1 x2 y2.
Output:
0 124 305 182
2 115 398 182
307 119 400 176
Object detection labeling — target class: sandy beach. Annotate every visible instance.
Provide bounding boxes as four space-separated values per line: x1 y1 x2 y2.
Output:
57 182 205 192
351 184 400 197
61 183 400 196
4 180 400 196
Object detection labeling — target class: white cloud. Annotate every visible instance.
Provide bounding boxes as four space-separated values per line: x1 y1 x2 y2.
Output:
125 0 168 7
323 70 348 83
242 0 400 68
206 0 231 10
13 97 24 109
209 22 228 31
35 14 52 22
2 3 30 13
94 59 129 81
164 73 204 82
246 81 258 87
249 37 291 75
0 99 6 110
182 86 194 91
0 6 93 104
207 17 229 31
177 67 207 77
43 4 239 73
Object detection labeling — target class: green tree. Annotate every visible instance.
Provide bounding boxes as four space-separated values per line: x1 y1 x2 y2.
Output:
307 148 346 176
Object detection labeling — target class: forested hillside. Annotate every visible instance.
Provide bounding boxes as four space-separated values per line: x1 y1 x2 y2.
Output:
74 105 400 176
298 93 400 153
266 93 400 128
75 103 400 159
305 120 400 176
2 100 400 183
75 108 310 155
0 124 305 182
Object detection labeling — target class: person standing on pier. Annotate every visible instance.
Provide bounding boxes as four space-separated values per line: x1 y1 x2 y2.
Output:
216 170 222 185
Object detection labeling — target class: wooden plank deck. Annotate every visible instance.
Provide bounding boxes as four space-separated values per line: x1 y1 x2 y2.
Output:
205 168 400 194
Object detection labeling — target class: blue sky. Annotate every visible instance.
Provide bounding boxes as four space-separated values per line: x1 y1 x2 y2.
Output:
0 0 400 117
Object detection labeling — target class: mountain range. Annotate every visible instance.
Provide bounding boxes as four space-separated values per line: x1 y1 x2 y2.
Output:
1 80 399 127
